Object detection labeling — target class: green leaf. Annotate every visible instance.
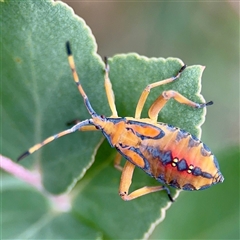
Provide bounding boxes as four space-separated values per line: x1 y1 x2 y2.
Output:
1 0 108 193
1 176 49 239
1 0 209 239
1 175 102 239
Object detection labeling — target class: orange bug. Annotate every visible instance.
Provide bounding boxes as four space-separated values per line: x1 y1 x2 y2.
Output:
18 42 224 201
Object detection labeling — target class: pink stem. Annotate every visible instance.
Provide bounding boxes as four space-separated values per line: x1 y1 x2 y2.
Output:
0 154 42 191
0 154 72 211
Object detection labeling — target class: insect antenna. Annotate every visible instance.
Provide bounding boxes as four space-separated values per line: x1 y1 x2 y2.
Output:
17 42 97 161
205 100 213 106
197 100 214 108
66 41 97 118
17 119 93 161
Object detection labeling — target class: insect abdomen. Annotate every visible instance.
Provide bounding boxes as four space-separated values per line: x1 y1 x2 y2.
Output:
140 124 224 190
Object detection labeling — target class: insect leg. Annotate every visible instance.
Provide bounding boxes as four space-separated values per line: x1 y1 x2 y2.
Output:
119 161 173 201
104 57 118 117
148 90 213 122
135 65 186 119
17 119 93 161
